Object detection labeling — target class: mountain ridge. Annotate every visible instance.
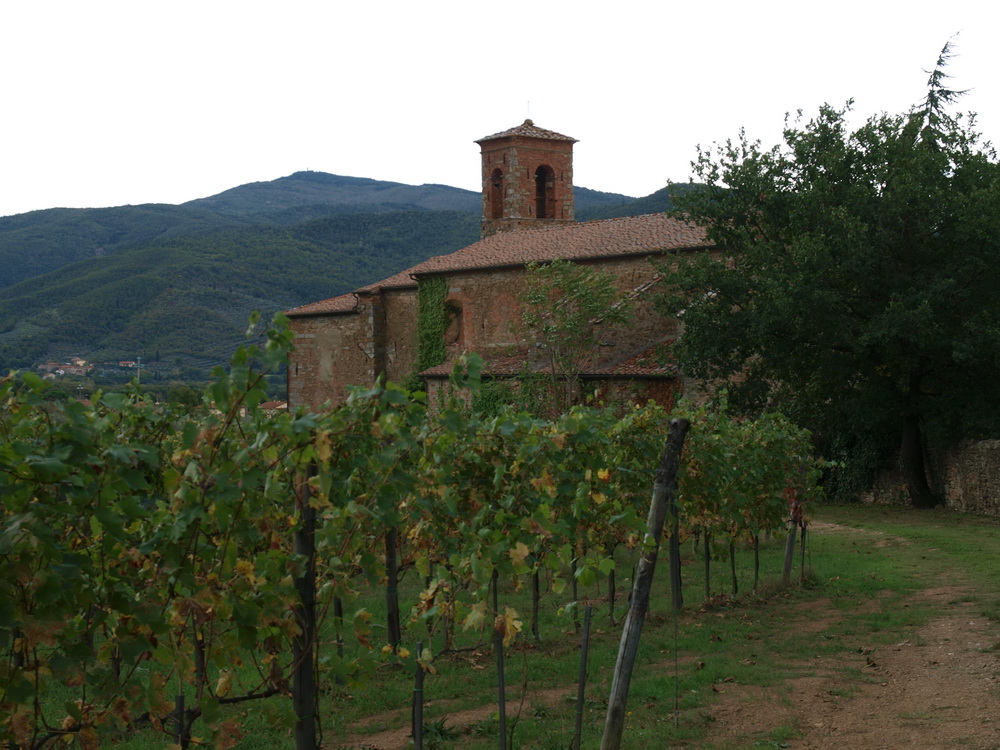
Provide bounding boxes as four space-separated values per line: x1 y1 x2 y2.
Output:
0 172 673 382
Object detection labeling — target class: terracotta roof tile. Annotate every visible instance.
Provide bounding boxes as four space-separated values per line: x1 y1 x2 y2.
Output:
419 353 533 378
286 293 357 317
355 267 419 293
476 119 577 144
411 214 709 278
588 340 677 378
420 341 677 380
288 214 710 316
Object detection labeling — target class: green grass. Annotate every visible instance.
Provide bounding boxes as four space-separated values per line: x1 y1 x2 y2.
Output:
99 503 1000 749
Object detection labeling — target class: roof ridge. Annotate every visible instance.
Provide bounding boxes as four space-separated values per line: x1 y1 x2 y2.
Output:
288 214 712 315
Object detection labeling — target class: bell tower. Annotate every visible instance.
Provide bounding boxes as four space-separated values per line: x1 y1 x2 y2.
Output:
476 120 576 238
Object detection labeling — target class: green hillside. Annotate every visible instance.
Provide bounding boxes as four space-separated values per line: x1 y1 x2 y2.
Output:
0 204 250 289
186 172 635 218
0 171 650 380
0 211 479 373
184 171 482 216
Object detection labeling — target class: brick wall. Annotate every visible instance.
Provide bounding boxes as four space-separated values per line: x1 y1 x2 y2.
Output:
287 303 375 411
379 287 419 384
289 255 679 412
480 135 575 238
422 255 673 367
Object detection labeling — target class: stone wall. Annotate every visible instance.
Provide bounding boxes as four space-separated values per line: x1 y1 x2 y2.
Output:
860 439 1000 516
936 439 1000 516
428 255 673 367
287 302 375 411
289 254 678 412
380 287 419 384
479 134 575 238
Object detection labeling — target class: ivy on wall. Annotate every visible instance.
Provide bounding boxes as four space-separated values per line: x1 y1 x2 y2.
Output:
414 276 449 374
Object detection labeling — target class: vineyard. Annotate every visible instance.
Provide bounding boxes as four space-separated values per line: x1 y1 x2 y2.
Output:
0 319 824 749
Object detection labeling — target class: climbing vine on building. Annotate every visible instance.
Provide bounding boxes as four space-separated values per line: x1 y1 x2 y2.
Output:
414 276 450 374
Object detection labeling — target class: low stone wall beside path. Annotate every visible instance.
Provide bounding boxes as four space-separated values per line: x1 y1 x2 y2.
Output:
860 438 1000 516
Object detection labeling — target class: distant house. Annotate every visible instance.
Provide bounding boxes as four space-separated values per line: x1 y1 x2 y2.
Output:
285 121 711 412
259 400 288 413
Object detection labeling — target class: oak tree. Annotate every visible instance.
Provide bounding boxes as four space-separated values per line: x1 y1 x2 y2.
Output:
659 44 1000 506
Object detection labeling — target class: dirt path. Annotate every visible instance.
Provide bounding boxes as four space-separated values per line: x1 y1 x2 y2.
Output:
334 685 574 749
705 585 1000 748
334 523 1000 749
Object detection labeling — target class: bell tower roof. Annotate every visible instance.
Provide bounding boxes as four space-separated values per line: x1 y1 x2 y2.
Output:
476 119 578 144
477 120 576 239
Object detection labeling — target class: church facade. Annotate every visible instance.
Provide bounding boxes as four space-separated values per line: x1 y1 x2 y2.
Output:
285 121 711 411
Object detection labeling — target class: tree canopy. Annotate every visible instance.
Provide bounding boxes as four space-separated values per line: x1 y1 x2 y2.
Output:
658 44 1000 506
521 259 634 412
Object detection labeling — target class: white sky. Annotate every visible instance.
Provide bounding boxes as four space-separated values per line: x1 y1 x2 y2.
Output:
1 1 997 218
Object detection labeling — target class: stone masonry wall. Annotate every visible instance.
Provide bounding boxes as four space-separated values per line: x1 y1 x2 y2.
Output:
480 135 574 238
860 439 1000 516
289 254 678 412
424 255 675 368
287 304 375 411
380 287 420 384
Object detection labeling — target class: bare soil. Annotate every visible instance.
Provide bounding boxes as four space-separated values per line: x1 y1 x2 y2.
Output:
334 522 1000 749
703 585 1000 749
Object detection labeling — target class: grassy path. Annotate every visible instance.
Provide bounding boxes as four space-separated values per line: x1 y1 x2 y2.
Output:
334 505 1000 749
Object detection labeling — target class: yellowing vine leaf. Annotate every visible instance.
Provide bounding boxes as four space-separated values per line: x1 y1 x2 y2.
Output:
418 647 436 674
508 542 530 566
314 430 333 463
494 606 523 647
463 601 487 631
215 669 233 698
530 470 557 498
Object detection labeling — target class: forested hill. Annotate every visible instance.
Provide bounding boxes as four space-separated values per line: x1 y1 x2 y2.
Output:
0 205 253 289
0 210 481 376
0 172 649 381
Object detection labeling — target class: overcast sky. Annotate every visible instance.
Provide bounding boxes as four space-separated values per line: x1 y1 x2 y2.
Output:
1 1 997 218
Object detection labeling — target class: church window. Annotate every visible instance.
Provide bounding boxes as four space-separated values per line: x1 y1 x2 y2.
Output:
489 168 504 219
444 300 463 346
535 165 555 219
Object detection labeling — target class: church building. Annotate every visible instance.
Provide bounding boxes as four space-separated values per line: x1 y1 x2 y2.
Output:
285 121 711 411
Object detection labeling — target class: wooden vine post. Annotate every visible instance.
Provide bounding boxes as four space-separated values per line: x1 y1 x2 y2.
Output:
668 489 682 612
492 568 508 750
600 417 690 750
386 527 402 649
293 465 318 750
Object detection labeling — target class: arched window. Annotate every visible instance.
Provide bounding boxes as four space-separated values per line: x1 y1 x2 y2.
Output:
489 168 504 219
535 165 555 219
444 300 463 346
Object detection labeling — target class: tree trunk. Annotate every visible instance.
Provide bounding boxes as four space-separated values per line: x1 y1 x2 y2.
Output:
703 529 711 600
531 569 541 642
753 534 760 593
729 540 738 596
900 412 935 508
492 568 508 750
782 522 797 586
571 562 580 633
799 525 808 584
